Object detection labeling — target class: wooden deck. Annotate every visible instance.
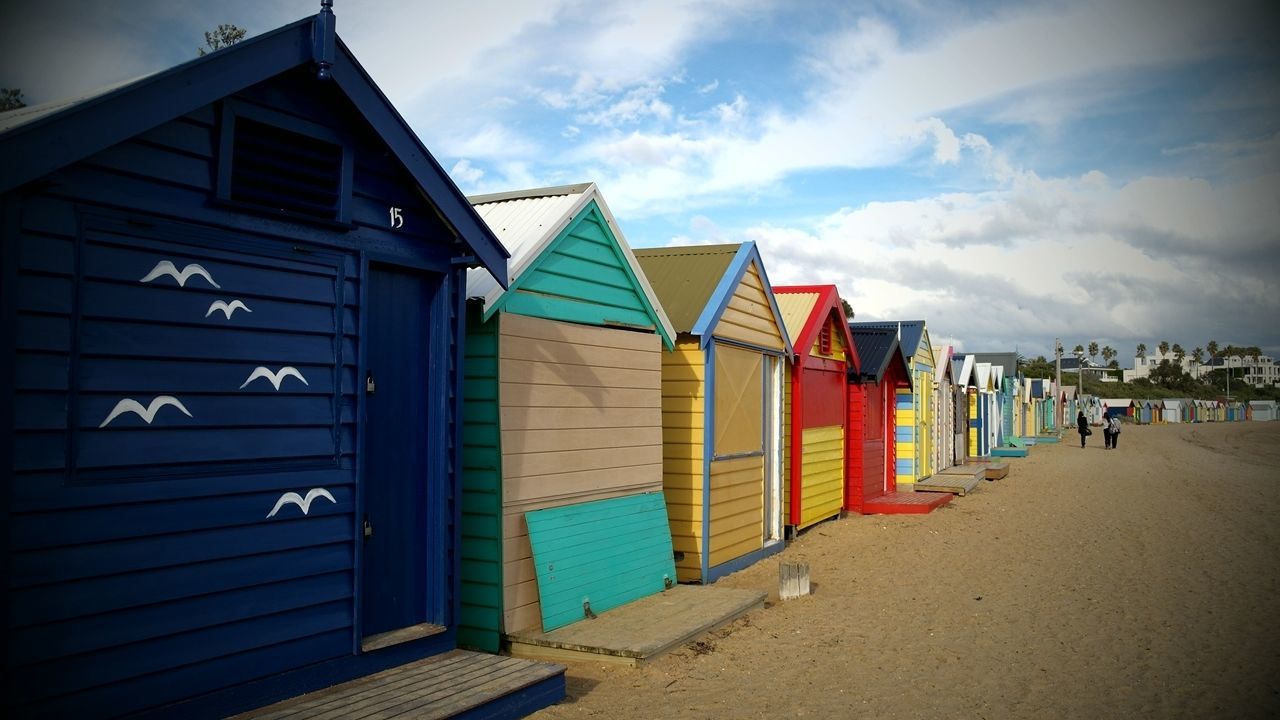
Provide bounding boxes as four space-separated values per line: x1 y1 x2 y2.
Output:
506 584 764 667
235 650 565 720
1035 434 1061 444
860 491 953 515
991 446 1029 458
917 465 984 496
984 461 1010 480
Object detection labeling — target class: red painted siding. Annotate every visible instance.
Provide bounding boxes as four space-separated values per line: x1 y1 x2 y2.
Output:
844 382 865 512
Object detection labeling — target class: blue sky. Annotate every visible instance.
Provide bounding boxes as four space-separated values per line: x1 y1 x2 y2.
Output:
4 0 1278 362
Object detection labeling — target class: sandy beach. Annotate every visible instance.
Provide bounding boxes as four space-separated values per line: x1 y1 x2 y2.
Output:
532 421 1280 719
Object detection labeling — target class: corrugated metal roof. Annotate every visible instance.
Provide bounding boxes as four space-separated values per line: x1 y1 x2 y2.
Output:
850 326 906 384
633 244 740 333
849 320 926 357
773 292 819 344
466 184 587 300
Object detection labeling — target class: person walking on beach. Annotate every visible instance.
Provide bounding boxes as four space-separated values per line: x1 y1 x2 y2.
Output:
1109 413 1122 449
1077 410 1090 448
1102 411 1114 449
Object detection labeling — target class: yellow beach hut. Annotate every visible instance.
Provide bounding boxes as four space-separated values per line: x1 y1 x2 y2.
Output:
634 243 794 583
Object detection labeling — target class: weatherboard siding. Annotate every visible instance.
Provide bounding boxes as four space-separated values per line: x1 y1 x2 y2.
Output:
660 337 705 582
497 204 658 333
6 71 467 718
708 454 764 568
459 308 503 652
797 424 843 529
894 390 916 485
496 313 662 634
713 264 785 351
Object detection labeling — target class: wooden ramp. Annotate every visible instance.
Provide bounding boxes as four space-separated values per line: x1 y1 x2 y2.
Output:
917 465 984 496
236 650 564 720
984 461 1010 480
1035 434 1060 444
506 584 764 667
991 446 1028 458
1017 437 1038 446
861 491 953 515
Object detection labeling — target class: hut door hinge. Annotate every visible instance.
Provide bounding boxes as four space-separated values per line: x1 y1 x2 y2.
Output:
583 600 597 620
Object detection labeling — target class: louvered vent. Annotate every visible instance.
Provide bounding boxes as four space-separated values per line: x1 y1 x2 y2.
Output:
229 117 343 220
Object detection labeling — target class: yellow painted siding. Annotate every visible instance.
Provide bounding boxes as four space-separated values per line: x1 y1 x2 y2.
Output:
708 455 764 567
661 336 705 582
810 316 847 362
713 264 785 351
797 424 844 529
498 314 663 633
915 366 933 480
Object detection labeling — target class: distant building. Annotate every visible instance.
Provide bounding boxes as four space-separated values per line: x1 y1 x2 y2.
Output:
1200 355 1279 388
1125 348 1198 381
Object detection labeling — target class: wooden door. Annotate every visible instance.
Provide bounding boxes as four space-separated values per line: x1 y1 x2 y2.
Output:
361 265 432 638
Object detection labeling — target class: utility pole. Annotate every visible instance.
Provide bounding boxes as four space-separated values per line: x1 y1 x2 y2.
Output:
1054 338 1063 431
1074 348 1085 422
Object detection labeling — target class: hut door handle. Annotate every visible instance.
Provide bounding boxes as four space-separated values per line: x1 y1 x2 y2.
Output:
363 516 373 540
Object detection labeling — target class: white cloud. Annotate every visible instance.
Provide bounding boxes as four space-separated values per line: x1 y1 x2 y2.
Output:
450 159 485 186
577 83 674 126
744 167 1280 358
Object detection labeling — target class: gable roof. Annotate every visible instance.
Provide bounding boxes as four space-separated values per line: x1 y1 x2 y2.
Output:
932 344 954 384
466 182 675 348
848 320 929 362
0 11 508 285
634 242 792 354
633 244 737 332
773 284 858 372
849 326 911 389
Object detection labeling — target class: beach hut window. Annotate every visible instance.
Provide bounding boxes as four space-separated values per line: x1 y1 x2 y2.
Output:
714 344 764 457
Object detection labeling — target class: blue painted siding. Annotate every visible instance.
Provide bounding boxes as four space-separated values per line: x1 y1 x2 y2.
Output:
4 68 469 718
895 458 914 476
525 492 676 632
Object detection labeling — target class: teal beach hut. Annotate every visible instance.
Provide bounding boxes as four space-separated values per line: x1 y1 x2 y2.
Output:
458 183 678 652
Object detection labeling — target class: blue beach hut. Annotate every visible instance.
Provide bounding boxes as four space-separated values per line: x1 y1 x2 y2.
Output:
0 8 564 718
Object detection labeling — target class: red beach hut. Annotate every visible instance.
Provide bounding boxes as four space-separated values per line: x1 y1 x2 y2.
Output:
846 326 951 514
773 285 859 533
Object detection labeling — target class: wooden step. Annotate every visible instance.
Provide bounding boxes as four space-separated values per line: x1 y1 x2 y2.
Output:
984 462 1010 480
915 471 981 497
991 446 1028 458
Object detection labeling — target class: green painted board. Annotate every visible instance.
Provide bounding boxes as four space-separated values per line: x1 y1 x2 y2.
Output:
458 308 503 652
525 492 677 632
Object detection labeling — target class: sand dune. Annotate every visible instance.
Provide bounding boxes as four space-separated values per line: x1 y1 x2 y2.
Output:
534 421 1280 719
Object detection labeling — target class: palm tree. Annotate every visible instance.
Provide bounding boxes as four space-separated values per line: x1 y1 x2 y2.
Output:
1207 340 1219 358
1088 341 1099 361
1136 343 1147 360
1192 346 1204 380
1159 340 1170 358
1102 346 1116 367
1073 343 1084 356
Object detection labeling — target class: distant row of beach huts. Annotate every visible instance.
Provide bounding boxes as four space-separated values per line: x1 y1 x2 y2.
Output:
1089 397 1276 424
2 9 1275 720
